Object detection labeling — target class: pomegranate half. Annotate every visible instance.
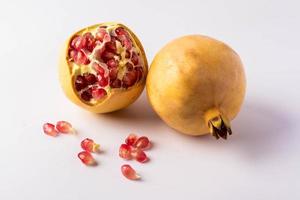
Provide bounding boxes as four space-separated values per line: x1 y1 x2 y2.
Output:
146 35 246 139
59 22 148 113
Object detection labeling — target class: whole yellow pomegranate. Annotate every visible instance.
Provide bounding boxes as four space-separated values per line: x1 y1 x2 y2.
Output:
146 35 246 139
59 22 148 113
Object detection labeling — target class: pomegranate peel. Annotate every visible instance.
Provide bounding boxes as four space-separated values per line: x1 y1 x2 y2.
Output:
146 35 246 139
59 22 148 113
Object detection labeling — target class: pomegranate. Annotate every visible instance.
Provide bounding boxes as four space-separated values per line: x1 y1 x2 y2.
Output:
59 22 148 113
146 35 246 139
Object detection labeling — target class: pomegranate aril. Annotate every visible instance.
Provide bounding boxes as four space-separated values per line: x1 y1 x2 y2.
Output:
125 134 138 146
95 28 107 42
71 35 86 50
125 50 131 58
92 88 107 100
81 89 92 101
119 144 132 160
110 79 121 88
105 41 117 53
134 67 143 82
81 138 100 153
56 121 73 134
84 73 97 85
74 50 90 65
115 27 127 36
92 63 105 75
123 39 132 50
99 77 108 87
109 68 118 81
126 62 133 71
75 75 87 91
107 59 118 69
131 52 139 65
69 49 77 60
78 151 96 165
43 123 58 137
101 51 115 62
121 164 140 180
134 136 150 149
132 149 148 163
122 71 137 88
83 32 95 52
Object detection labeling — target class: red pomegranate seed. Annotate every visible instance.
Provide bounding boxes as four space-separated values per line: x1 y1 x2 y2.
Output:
99 77 108 87
81 138 100 152
109 68 118 81
75 75 87 91
92 63 105 75
132 149 148 163
71 35 86 50
134 136 150 149
115 27 127 35
43 123 58 137
131 52 139 65
107 59 118 68
110 79 121 88
84 73 97 85
121 164 140 180
101 51 115 62
83 32 95 52
74 50 90 65
123 39 132 50
78 151 96 165
125 134 138 146
122 71 137 88
56 121 73 134
105 41 117 53
95 28 107 42
92 88 107 100
126 62 133 71
69 49 77 60
125 50 131 58
119 144 132 160
81 89 92 101
134 67 143 82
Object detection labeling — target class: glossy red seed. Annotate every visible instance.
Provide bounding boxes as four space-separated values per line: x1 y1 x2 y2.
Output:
92 88 107 100
121 164 140 180
105 41 117 53
101 51 115 62
134 136 150 149
119 144 132 160
69 49 77 60
132 149 148 163
74 51 90 65
56 121 73 134
81 89 92 101
83 32 95 52
134 67 143 82
84 73 97 85
125 134 138 146
115 27 127 35
126 62 133 71
99 77 108 87
71 35 86 50
131 52 139 65
107 59 118 69
75 75 87 91
43 123 58 137
81 138 100 152
95 28 107 42
125 50 131 58
78 151 96 165
123 39 132 50
109 68 118 81
110 79 121 88
92 63 105 75
122 71 137 88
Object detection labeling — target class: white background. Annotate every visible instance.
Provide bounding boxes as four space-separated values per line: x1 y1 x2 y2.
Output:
0 0 299 199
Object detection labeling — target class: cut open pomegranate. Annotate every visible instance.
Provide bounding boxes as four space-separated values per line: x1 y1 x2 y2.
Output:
63 23 147 112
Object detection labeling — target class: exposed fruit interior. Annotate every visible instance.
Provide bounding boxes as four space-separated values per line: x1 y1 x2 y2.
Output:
67 25 145 104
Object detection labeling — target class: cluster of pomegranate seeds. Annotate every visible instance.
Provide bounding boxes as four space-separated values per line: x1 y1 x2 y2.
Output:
119 134 152 181
81 138 100 153
78 151 96 166
121 164 140 180
43 121 73 137
68 25 144 103
78 138 100 166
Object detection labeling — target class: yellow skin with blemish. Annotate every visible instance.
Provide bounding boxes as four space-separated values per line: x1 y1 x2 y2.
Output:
59 22 148 113
146 35 246 136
